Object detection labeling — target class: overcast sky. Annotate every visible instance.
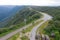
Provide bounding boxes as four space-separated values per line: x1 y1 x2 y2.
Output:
0 0 60 6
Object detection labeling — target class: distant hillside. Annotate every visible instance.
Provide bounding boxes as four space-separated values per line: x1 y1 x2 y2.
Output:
31 6 60 20
0 6 24 22
0 6 14 21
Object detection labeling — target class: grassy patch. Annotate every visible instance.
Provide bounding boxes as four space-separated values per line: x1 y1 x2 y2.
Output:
37 21 49 34
21 36 29 40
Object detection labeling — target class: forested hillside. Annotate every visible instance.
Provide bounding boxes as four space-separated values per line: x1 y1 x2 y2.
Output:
0 7 41 37
0 6 14 21
0 6 24 22
31 6 60 40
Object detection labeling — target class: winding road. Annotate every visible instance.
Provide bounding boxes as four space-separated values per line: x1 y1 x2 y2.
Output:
30 12 52 40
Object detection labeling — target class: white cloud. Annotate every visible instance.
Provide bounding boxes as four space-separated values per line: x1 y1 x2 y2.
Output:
0 0 60 6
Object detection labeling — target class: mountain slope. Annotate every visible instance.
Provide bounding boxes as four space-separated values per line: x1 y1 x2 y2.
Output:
0 7 41 28
0 6 15 21
0 7 42 37
0 6 24 22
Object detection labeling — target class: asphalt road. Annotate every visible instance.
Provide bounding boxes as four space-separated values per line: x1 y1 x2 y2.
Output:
30 12 52 40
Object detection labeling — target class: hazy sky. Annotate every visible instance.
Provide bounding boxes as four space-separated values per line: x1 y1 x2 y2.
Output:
0 0 60 6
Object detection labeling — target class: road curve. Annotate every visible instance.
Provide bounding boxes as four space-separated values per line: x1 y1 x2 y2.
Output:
30 12 52 40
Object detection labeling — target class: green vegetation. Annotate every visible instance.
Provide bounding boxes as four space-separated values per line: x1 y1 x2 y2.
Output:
0 22 25 37
32 6 60 40
0 8 42 37
21 36 29 40
44 20 60 40
37 21 49 34
1 6 60 40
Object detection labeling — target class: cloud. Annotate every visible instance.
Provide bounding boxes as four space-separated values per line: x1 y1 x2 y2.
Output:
0 0 60 6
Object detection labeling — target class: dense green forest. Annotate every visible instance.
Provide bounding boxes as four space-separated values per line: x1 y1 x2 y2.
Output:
0 7 41 37
31 6 60 40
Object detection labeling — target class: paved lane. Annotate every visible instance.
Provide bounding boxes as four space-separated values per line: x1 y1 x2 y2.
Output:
30 12 52 40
